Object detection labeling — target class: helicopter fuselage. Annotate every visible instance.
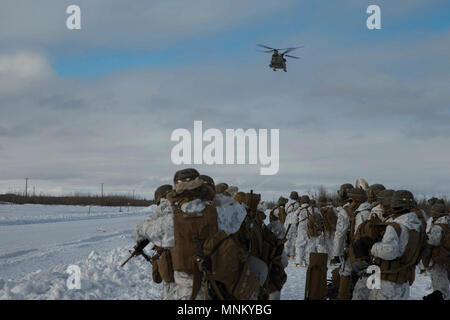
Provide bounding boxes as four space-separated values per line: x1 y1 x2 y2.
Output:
270 53 287 71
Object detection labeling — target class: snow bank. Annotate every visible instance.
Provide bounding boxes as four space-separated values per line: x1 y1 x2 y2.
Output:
0 248 162 300
0 249 433 300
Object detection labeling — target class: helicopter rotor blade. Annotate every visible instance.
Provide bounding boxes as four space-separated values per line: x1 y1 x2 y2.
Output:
256 44 275 50
256 49 274 53
281 46 304 54
285 54 301 59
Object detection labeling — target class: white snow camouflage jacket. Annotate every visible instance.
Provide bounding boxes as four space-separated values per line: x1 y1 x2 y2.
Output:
371 212 422 261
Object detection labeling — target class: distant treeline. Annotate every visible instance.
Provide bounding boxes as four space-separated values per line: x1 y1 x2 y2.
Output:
0 193 154 207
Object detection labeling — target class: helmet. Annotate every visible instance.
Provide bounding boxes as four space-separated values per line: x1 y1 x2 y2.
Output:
367 184 386 203
173 168 203 194
391 190 416 214
215 183 229 194
430 201 447 218
277 196 288 206
225 186 239 197
377 189 395 207
289 191 299 200
355 178 369 191
199 175 215 190
154 184 173 205
337 183 353 199
318 195 327 206
300 195 310 205
199 175 216 201
234 192 247 204
427 197 439 206
347 188 368 203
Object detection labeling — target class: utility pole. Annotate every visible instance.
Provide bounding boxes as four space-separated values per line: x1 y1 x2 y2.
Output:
25 178 29 197
101 183 104 197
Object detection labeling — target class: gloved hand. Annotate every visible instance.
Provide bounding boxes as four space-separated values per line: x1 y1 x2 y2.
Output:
352 237 376 258
134 238 150 252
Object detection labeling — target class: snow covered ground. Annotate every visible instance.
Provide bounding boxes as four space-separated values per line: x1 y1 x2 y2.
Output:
0 204 434 300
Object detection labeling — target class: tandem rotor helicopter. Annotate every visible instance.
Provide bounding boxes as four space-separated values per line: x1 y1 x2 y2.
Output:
257 44 303 72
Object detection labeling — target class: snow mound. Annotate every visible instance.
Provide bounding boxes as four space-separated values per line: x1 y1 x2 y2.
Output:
0 247 162 300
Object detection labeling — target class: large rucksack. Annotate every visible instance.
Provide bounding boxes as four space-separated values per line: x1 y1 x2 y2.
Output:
431 223 450 268
170 203 260 300
306 207 324 238
321 206 338 232
269 206 287 224
375 221 425 285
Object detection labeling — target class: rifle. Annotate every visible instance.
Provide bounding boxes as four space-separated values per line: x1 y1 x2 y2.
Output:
121 238 152 267
247 189 255 214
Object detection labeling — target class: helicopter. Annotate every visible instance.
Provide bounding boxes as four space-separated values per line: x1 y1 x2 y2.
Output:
257 44 303 72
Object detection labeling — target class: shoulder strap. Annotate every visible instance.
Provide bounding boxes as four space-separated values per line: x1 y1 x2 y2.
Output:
385 222 402 237
286 202 295 211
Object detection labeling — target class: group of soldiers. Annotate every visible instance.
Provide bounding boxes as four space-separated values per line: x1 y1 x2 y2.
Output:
131 168 289 300
271 178 450 300
130 170 449 300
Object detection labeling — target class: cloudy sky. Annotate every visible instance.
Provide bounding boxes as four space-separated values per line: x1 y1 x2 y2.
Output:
1 0 449 200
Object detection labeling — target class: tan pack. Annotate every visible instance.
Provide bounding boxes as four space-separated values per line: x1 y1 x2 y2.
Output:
376 222 424 285
431 223 450 267
156 249 175 283
150 247 163 284
269 206 286 224
306 207 324 238
321 206 337 232
201 230 260 300
170 205 218 275
278 206 287 224
170 204 260 300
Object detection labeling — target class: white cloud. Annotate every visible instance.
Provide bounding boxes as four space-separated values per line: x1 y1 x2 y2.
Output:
0 51 52 95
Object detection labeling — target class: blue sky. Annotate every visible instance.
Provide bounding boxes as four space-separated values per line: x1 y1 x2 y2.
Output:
52 1 450 78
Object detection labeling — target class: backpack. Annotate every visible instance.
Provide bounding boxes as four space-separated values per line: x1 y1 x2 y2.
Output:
431 223 450 267
278 206 287 224
170 203 260 300
306 207 324 238
269 206 286 224
321 206 338 232
376 221 425 285
152 246 174 283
